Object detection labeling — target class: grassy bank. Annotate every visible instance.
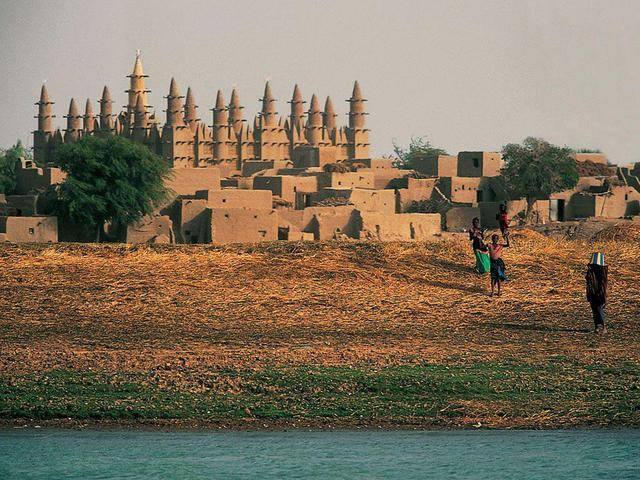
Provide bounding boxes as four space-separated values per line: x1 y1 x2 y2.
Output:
2 361 639 428
1 232 639 428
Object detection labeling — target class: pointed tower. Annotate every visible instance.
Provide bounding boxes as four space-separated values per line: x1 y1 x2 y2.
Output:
84 99 95 134
162 78 194 167
346 81 370 160
323 96 337 132
64 98 83 143
125 50 151 132
288 84 306 128
256 81 289 161
165 78 184 126
305 94 324 146
132 94 149 143
260 81 277 127
98 86 114 134
184 87 200 131
211 90 232 163
33 85 55 164
228 88 244 135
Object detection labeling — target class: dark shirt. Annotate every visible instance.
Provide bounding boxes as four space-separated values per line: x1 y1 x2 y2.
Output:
586 265 608 305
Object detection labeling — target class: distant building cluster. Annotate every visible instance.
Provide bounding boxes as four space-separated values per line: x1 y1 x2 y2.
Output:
1 52 640 244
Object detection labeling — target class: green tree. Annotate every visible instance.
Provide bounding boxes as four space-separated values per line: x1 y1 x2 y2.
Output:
0 140 31 194
54 136 171 241
393 136 448 169
500 137 579 219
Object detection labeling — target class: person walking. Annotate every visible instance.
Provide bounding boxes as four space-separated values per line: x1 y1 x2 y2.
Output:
469 217 490 274
488 233 509 296
586 253 608 333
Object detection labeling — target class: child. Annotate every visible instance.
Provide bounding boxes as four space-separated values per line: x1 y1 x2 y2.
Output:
488 233 510 296
469 217 490 274
496 204 510 241
586 253 608 333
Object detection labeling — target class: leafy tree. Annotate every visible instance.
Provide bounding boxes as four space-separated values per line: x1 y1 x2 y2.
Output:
0 140 31 194
393 136 448 169
500 137 578 219
54 136 171 241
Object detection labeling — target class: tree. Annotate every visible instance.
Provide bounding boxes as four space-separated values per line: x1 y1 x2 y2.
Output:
393 136 448 170
0 140 31 194
500 137 578 220
54 136 171 241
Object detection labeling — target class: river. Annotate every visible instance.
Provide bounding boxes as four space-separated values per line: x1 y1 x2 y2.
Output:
1 429 638 479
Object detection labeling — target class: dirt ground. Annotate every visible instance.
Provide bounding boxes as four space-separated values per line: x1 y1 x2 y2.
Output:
1 230 638 428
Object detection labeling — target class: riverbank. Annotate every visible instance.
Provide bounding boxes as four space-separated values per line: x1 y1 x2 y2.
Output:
1 231 639 428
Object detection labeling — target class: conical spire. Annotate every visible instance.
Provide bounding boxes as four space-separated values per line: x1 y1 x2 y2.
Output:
347 80 367 129
308 94 322 127
134 94 148 128
228 87 243 134
323 96 336 131
212 90 231 161
126 50 150 124
64 98 83 142
212 90 228 125
165 77 185 127
40 84 50 104
35 84 55 133
289 84 305 127
132 50 144 77
305 94 323 145
260 81 277 126
84 98 95 133
99 86 114 131
184 87 199 128
352 81 362 100
66 98 82 130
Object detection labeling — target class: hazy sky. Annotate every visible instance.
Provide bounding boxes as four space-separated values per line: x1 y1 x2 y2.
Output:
1 0 639 164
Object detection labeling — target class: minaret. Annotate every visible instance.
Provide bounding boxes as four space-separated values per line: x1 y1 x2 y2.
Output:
260 81 277 127
165 78 185 126
132 94 149 143
134 94 148 128
64 98 83 143
211 89 232 164
347 80 367 129
346 81 370 159
184 87 199 131
84 99 95 134
288 84 305 128
162 78 193 167
305 94 323 146
228 88 244 135
323 96 336 132
125 50 150 131
33 85 55 164
98 86 114 133
35 85 55 133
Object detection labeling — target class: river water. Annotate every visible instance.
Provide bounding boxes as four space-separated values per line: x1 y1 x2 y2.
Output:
0 429 638 479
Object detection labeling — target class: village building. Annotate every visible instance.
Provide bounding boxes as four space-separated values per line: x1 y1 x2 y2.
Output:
2 51 639 244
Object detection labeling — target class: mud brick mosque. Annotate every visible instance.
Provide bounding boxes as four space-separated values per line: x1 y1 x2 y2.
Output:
1 52 640 244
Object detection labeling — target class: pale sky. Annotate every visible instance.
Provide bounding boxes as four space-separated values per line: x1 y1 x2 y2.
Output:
1 0 639 164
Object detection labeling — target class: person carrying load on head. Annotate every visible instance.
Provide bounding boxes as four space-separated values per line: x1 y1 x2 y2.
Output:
487 233 510 297
496 204 510 241
469 217 490 274
586 252 608 333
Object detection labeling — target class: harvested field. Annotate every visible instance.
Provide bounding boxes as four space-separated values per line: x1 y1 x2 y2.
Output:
1 233 639 429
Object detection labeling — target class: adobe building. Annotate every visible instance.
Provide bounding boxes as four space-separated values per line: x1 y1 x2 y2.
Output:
33 52 372 170
6 50 639 245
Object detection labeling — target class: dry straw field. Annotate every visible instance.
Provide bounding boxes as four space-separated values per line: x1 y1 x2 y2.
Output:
1 227 639 428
